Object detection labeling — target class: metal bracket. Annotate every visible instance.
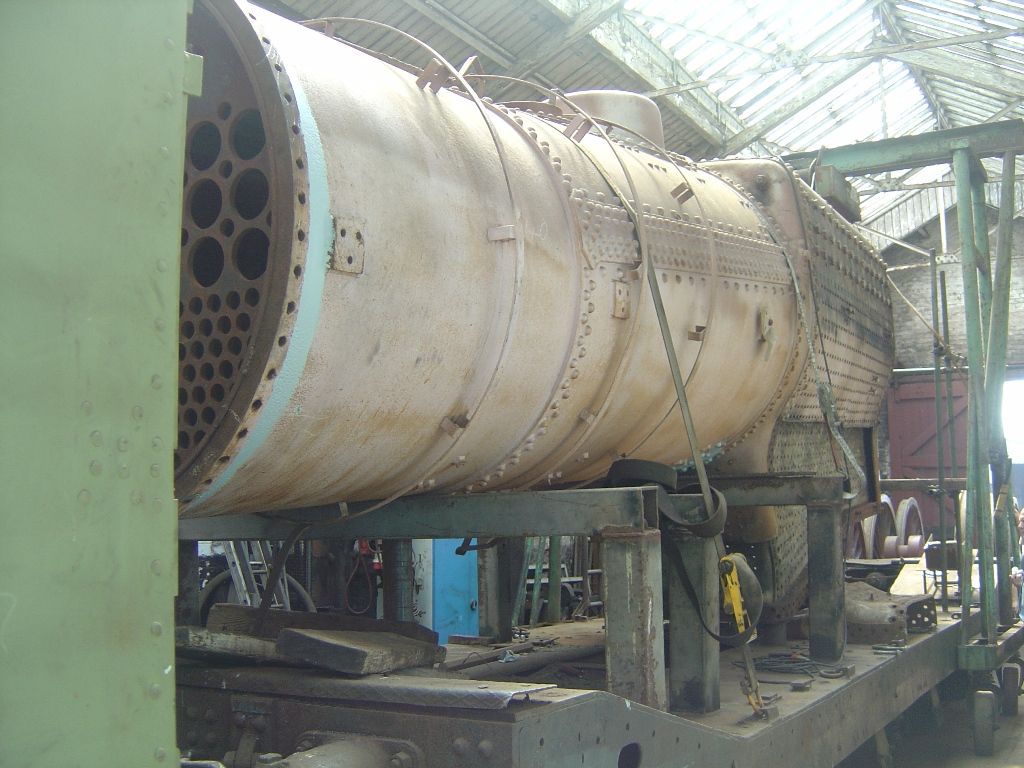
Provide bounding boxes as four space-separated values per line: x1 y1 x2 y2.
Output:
457 55 483 77
440 413 469 438
415 58 448 92
670 181 694 205
563 115 594 142
329 215 365 274
612 280 630 319
183 51 204 97
455 536 498 556
487 224 517 242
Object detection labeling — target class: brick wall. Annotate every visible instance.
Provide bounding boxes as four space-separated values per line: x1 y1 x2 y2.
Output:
883 216 1024 373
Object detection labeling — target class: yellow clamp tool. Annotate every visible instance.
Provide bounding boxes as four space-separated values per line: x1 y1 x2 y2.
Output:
720 555 747 634
720 554 768 717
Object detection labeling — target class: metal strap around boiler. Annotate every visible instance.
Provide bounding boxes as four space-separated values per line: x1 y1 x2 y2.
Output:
300 19 532 515
546 89 719 520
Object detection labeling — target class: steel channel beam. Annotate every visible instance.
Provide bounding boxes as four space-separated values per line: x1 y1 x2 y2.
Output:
180 477 841 541
783 119 1024 175
879 477 967 493
960 621 1024 671
670 475 845 514
178 487 659 540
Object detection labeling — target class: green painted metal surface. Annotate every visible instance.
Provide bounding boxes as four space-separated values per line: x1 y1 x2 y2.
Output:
0 1 189 764
783 119 1024 175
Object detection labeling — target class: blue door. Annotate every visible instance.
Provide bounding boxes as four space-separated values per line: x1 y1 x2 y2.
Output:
431 539 478 643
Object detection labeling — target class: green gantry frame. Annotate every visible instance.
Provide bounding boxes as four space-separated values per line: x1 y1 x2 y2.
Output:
0 1 195 764
789 119 1024 670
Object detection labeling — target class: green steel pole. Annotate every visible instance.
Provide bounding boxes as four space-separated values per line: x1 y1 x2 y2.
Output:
529 536 547 625
989 152 1016 624
546 535 562 623
930 249 950 610
954 146 996 641
940 271 960 540
512 537 535 626
988 152 1015 463
971 175 994 344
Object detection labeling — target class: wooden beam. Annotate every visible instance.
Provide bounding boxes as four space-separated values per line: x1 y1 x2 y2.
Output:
206 602 440 645
277 628 438 674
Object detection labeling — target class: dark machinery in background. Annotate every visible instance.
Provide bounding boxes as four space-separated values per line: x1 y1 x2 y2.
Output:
173 1 913 766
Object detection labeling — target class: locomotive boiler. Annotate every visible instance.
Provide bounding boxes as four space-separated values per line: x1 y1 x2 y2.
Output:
177 0 893 521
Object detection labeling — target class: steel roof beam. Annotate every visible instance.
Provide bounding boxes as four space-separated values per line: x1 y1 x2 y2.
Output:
722 59 872 155
887 47 1024 96
643 24 1024 100
783 119 1024 175
396 0 518 69
503 0 625 79
877 2 952 129
587 14 738 148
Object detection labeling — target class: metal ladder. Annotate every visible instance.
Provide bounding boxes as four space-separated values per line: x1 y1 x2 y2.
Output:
217 540 292 609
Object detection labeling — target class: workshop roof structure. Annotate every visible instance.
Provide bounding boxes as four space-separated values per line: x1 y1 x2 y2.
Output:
268 0 1024 223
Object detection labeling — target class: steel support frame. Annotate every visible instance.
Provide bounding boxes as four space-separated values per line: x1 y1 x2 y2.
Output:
950 144 1022 673
179 475 845 715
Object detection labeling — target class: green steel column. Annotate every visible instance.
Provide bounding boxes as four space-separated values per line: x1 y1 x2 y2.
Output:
545 535 562 623
940 272 960 538
971 176 993 344
988 152 1016 462
989 152 1016 624
0 2 191 765
953 147 996 641
930 249 949 611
